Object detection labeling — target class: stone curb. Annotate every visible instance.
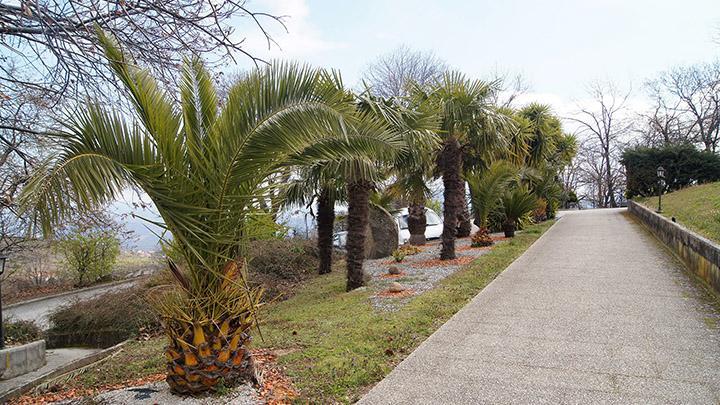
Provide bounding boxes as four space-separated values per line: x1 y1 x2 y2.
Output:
0 340 45 380
0 340 129 403
5 279 138 310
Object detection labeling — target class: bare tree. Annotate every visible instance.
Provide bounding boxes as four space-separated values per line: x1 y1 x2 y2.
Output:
0 0 285 109
569 82 632 208
362 45 448 98
0 0 285 255
645 62 720 152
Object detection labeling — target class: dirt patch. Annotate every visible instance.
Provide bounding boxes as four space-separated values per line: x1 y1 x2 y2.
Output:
456 245 492 252
412 256 475 268
376 289 416 298
253 349 299 404
10 373 167 404
379 272 407 279
11 348 298 405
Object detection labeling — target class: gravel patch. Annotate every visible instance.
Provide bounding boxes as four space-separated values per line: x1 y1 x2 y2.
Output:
366 234 507 311
85 381 260 405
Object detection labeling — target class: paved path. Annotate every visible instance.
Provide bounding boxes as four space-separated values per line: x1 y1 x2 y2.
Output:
5 280 136 329
0 348 101 401
360 208 720 404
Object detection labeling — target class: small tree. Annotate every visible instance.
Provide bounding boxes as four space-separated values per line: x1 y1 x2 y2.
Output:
57 222 121 287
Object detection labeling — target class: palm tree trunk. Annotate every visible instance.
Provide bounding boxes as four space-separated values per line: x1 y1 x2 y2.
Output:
407 201 426 245
456 189 472 237
346 179 371 291
316 187 334 275
439 137 462 260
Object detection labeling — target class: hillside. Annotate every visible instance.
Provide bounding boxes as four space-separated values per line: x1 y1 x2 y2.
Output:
637 182 720 243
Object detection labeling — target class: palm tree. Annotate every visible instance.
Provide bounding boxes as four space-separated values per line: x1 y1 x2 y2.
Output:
467 160 517 244
517 103 561 168
19 32 381 394
501 186 538 237
342 94 436 290
284 169 345 275
420 72 513 259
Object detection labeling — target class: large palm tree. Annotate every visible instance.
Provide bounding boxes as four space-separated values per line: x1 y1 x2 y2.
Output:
19 32 382 394
420 72 513 259
341 93 436 290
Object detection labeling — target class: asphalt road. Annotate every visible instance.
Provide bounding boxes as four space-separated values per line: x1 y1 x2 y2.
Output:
5 280 137 329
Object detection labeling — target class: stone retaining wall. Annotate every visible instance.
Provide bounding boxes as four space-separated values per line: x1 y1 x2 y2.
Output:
0 340 46 380
628 200 720 295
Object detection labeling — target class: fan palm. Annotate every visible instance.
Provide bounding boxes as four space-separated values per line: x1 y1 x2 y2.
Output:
340 93 435 290
19 31 386 394
517 103 561 168
419 72 514 259
385 103 440 245
500 186 538 237
283 169 346 275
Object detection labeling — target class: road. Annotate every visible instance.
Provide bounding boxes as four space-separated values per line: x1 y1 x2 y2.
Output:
5 280 137 329
360 208 720 404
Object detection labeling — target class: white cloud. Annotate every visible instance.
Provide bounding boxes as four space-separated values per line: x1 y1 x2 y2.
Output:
239 0 345 60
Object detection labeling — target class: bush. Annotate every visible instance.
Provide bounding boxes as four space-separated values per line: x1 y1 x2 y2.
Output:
621 144 720 198
247 238 321 300
4 320 43 346
46 287 160 348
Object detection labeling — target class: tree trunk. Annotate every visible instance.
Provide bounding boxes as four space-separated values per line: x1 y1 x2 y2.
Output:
503 221 516 238
346 180 371 291
456 188 472 237
407 201 426 245
316 187 335 275
439 137 462 260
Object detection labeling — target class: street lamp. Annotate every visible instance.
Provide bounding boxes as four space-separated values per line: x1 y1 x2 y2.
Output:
657 166 665 213
0 255 6 349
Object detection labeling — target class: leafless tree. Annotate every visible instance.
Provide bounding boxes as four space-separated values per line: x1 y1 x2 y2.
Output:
644 62 720 152
362 45 448 98
0 0 285 255
569 82 632 208
0 0 285 109
491 71 530 108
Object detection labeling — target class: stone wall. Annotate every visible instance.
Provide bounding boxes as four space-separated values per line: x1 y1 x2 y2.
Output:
628 200 720 295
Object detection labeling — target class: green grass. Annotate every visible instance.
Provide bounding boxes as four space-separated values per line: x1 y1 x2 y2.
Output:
636 182 720 243
256 220 555 402
30 220 554 402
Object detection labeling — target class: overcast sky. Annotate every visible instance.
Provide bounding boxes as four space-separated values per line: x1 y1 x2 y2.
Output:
122 0 720 250
235 0 719 117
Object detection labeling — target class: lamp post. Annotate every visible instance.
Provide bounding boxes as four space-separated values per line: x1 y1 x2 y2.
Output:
657 166 665 213
0 255 6 349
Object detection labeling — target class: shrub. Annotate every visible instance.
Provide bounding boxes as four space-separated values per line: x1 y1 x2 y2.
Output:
46 287 160 348
397 245 422 255
621 144 720 198
532 198 548 222
471 228 493 247
4 320 43 346
247 238 320 300
391 249 406 263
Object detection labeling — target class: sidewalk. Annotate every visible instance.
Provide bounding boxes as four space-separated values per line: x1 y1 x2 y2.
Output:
359 208 720 404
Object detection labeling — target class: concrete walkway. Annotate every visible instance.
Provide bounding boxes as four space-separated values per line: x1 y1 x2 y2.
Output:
360 208 720 404
0 348 101 401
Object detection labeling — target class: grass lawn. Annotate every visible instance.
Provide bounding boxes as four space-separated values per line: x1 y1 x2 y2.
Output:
636 182 720 243
22 220 554 403
256 220 555 402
